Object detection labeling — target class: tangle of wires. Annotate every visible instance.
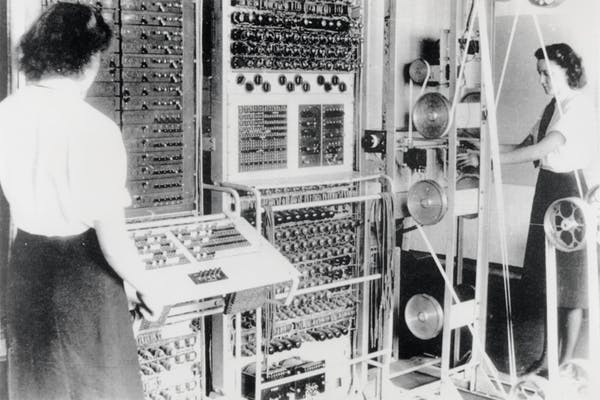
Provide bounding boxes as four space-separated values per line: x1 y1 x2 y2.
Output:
368 192 395 348
261 205 276 367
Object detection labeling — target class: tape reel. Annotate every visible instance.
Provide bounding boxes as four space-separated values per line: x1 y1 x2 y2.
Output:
412 92 451 139
407 179 448 226
543 197 593 252
404 293 443 340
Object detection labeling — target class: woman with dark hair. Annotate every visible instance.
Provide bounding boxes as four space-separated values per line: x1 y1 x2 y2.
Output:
460 42 597 371
0 3 164 399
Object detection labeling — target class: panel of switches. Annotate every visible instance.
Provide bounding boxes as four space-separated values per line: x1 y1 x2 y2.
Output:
131 219 251 269
238 104 288 172
136 320 204 400
44 0 196 216
238 182 360 356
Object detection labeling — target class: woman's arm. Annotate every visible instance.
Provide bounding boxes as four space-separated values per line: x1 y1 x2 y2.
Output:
500 131 564 164
457 134 536 168
94 210 166 321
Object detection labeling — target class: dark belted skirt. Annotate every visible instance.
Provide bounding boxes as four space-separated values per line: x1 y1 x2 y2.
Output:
6 229 143 400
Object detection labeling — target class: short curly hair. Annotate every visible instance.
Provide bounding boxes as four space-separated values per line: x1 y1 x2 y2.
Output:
534 43 586 89
18 2 113 81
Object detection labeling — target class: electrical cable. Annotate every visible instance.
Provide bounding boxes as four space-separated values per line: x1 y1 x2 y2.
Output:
262 205 276 369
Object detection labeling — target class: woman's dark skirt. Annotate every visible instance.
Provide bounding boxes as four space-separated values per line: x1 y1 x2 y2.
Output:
521 168 589 311
6 229 143 400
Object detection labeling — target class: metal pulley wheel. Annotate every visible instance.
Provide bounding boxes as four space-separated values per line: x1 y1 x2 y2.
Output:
404 293 443 340
412 92 451 139
408 58 430 84
509 375 551 400
559 359 592 399
407 179 448 226
543 197 593 252
585 184 600 244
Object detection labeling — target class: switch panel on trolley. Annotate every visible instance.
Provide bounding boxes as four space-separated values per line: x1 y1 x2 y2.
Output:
44 0 197 217
127 213 298 306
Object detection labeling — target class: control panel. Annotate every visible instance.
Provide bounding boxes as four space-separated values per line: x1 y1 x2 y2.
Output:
128 213 298 305
238 104 288 171
239 195 360 356
208 0 362 182
44 0 197 217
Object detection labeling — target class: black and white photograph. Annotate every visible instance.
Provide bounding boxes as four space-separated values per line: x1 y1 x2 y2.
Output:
0 1 598 399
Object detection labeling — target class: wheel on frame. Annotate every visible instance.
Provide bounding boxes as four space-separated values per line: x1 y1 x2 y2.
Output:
412 92 451 139
407 179 448 226
404 293 444 340
408 58 430 85
543 197 593 252
509 375 551 400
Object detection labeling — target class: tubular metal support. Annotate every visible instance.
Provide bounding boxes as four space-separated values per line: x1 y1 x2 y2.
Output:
217 182 262 228
203 184 241 217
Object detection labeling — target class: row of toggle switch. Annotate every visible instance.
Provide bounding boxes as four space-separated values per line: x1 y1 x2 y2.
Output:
231 56 356 72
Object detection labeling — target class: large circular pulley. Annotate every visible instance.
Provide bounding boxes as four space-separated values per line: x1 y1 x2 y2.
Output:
509 375 551 400
404 293 444 340
544 197 593 252
412 92 451 139
407 179 448 226
408 58 431 84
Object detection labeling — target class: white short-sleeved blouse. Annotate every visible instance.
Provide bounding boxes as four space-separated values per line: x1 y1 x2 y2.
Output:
0 81 131 236
533 93 598 173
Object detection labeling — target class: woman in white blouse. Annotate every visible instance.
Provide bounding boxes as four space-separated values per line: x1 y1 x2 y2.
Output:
0 4 164 399
460 43 595 373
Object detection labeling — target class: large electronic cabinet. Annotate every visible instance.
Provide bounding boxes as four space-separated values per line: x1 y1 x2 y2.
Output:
205 2 395 400
42 0 199 218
